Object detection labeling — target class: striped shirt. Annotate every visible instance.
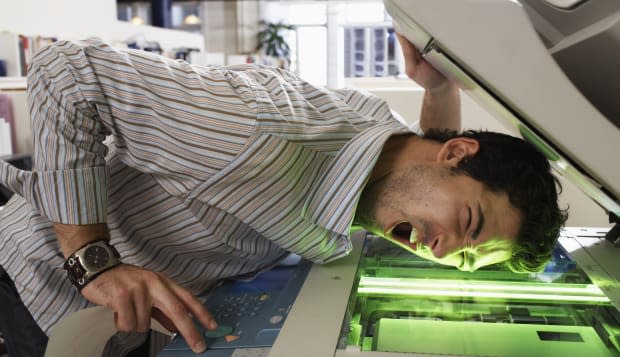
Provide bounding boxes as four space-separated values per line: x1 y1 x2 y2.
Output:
0 39 409 336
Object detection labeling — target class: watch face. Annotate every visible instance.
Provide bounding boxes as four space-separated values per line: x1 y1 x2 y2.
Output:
84 245 110 270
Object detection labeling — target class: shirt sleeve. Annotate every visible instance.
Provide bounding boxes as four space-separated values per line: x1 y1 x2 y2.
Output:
2 38 259 225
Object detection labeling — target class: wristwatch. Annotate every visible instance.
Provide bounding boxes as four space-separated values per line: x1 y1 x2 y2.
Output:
63 240 122 291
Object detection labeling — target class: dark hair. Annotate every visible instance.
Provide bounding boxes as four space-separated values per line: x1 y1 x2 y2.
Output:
423 129 568 273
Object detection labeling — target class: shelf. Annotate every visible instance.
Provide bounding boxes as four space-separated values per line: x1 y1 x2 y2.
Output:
0 77 27 90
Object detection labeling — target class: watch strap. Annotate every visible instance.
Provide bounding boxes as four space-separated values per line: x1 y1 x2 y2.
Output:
63 240 122 291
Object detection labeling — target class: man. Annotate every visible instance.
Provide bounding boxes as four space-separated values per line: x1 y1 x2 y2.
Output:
0 33 566 356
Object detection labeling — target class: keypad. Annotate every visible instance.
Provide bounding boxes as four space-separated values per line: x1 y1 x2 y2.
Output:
211 293 270 321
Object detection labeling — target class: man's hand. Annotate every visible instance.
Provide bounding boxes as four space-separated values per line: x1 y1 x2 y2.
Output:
81 264 216 354
397 33 449 93
396 33 461 132
54 224 215 353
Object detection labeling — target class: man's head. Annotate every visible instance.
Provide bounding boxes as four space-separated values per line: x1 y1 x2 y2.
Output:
355 129 567 273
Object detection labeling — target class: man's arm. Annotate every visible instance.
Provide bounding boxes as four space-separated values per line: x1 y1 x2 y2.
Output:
397 34 461 132
53 224 111 259
419 83 461 132
25 40 240 353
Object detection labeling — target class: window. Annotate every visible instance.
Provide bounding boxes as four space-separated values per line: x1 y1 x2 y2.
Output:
262 0 401 86
344 26 398 77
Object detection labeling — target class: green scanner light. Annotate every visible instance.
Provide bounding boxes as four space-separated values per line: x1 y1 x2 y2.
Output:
358 277 609 303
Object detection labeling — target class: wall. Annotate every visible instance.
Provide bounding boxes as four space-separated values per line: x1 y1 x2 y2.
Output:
0 0 206 156
0 89 30 155
201 1 239 53
200 1 260 55
346 77 611 228
0 0 204 50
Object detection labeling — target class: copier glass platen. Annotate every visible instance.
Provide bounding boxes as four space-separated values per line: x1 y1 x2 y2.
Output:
271 230 620 357
341 235 620 357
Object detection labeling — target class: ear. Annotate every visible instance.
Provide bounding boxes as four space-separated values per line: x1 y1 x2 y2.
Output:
436 137 480 166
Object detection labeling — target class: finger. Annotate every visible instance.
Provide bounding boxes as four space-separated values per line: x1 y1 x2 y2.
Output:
152 307 178 333
166 280 217 331
413 43 423 64
396 33 421 79
153 285 206 354
114 297 137 332
396 33 416 62
133 287 152 333
395 33 409 48
395 33 407 47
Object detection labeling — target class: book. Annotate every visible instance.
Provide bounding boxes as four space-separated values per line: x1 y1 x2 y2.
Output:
0 32 57 78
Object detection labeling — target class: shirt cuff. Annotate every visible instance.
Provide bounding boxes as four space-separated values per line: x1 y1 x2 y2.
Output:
28 166 109 225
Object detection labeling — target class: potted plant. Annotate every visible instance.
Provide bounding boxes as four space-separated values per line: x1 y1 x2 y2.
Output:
256 20 295 68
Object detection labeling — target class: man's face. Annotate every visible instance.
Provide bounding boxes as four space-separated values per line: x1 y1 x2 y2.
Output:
356 152 522 272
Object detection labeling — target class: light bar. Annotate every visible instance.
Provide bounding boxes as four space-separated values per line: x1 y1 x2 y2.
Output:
358 277 609 303
357 287 609 303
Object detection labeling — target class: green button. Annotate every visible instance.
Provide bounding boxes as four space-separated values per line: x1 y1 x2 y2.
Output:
204 325 234 338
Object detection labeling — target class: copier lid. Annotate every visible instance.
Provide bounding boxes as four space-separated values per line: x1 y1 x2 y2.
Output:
384 0 620 233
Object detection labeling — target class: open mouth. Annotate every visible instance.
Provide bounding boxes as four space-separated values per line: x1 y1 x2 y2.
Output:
388 221 419 250
387 221 441 253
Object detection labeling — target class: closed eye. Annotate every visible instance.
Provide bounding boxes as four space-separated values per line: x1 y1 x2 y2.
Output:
467 206 472 233
472 203 485 241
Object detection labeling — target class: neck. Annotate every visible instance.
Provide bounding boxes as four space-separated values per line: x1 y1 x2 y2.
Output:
368 134 440 184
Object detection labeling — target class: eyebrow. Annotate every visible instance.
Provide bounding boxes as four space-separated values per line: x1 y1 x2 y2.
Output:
472 203 485 240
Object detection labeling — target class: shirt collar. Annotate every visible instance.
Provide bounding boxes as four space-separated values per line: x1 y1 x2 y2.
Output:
302 120 410 235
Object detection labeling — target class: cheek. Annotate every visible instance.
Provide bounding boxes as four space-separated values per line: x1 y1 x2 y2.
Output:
415 249 461 267
378 171 471 224
414 186 462 223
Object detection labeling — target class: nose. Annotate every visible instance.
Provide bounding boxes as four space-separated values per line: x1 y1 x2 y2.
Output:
430 234 459 259
429 236 445 258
